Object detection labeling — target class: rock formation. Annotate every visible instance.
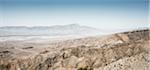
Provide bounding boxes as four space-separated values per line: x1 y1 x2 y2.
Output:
0 29 149 70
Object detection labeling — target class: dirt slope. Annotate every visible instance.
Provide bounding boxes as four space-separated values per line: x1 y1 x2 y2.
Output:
0 29 149 70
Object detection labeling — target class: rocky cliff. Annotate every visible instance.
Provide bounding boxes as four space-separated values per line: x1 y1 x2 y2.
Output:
0 29 149 70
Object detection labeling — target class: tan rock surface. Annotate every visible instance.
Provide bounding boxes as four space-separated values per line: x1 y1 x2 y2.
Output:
0 29 149 70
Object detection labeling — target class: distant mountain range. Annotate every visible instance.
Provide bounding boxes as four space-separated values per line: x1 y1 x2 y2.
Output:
0 24 102 36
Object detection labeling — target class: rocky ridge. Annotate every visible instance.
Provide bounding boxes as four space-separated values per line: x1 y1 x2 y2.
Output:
0 29 149 70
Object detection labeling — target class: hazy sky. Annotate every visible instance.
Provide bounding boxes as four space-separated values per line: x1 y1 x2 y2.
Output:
0 0 149 29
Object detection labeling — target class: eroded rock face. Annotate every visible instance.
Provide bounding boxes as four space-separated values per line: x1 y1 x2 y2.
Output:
0 29 149 70
121 29 149 42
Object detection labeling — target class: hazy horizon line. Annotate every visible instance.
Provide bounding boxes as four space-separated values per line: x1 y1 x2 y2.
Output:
0 23 148 30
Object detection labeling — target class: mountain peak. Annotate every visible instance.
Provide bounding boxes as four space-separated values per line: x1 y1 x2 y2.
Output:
0 24 102 36
66 24 80 27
